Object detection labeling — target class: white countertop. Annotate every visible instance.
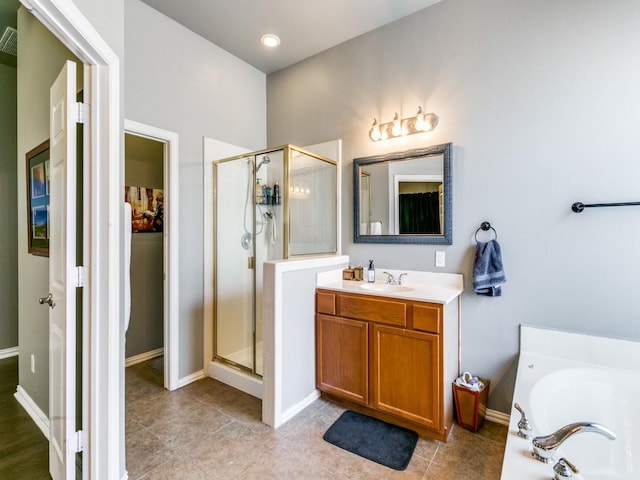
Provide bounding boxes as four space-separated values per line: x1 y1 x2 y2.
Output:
316 268 463 305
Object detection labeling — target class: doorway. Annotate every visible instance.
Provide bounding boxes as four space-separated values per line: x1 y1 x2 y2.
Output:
124 120 179 391
124 133 164 372
21 0 122 477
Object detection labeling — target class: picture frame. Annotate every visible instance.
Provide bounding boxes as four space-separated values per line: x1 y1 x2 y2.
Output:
124 185 164 233
26 139 50 256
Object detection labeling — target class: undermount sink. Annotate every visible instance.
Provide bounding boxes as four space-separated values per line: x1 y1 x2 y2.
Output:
359 283 413 293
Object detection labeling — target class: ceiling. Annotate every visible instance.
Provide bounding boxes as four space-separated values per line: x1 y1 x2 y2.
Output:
138 0 443 74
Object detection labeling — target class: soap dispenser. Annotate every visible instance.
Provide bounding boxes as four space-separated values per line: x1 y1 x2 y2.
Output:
367 260 376 282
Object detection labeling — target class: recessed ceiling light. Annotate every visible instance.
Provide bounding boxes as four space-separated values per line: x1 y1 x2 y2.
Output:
260 33 280 48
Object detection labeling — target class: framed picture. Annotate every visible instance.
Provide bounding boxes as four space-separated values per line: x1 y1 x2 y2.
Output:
26 139 50 256
124 185 164 233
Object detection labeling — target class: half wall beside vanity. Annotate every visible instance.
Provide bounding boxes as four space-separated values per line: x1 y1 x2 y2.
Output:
261 255 349 428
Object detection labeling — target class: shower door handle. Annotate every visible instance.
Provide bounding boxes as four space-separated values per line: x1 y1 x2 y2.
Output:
248 256 255 269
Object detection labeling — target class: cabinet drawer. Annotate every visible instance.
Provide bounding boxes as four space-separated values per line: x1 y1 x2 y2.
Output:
316 291 336 315
338 294 407 327
413 304 442 334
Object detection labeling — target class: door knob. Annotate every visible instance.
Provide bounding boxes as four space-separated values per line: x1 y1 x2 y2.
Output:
39 293 56 309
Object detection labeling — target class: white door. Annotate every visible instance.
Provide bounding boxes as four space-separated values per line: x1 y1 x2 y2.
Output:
47 59 79 480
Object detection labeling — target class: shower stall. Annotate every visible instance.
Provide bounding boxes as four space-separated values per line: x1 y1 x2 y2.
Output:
213 145 338 379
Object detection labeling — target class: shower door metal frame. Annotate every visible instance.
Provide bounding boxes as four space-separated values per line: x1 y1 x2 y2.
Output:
212 145 338 377
212 152 261 376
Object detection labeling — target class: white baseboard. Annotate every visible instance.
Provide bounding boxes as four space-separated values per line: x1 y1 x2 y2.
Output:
178 369 206 388
0 346 19 359
208 361 262 399
14 385 50 440
279 389 321 427
124 347 163 367
486 408 510 426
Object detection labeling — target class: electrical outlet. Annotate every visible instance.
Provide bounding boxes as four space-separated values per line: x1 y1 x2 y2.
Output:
435 251 446 268
30 354 35 374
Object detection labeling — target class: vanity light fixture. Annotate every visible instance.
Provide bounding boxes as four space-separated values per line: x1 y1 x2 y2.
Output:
260 33 280 48
368 106 438 142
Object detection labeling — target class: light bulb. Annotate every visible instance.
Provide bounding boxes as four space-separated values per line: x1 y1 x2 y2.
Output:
426 115 436 131
369 118 381 142
415 106 425 131
391 113 401 136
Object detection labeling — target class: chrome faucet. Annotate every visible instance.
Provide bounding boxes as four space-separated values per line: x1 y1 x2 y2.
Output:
532 422 616 463
382 271 395 284
382 271 408 285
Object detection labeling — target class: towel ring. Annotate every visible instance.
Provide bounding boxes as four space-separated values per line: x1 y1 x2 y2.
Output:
475 221 497 242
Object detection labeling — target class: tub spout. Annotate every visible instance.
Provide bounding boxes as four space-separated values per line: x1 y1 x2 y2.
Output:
532 422 616 463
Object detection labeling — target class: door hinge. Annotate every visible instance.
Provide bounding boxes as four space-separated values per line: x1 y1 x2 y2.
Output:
248 256 255 269
72 101 89 124
68 430 84 454
72 266 87 288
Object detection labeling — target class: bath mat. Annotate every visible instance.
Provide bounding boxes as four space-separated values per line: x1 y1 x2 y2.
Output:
323 410 418 471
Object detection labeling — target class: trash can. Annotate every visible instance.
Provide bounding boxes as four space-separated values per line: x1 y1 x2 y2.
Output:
452 372 490 432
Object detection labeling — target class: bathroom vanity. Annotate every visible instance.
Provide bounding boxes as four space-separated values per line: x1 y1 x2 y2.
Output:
315 270 463 442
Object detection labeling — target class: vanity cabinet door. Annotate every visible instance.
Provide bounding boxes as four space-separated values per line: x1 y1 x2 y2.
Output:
371 325 441 431
316 314 369 405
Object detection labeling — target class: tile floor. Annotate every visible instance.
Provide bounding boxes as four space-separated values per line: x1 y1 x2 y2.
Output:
126 360 507 480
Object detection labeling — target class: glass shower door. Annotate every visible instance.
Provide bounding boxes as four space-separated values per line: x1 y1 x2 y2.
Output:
214 156 256 371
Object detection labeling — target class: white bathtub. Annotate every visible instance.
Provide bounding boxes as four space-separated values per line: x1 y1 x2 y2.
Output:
501 326 640 480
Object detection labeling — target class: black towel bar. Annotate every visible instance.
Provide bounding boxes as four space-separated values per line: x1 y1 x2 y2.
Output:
571 201 640 213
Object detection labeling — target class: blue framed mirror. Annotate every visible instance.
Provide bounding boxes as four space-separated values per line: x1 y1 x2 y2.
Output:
353 143 452 244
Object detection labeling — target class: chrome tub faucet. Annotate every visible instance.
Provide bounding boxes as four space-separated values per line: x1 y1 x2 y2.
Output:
532 422 616 463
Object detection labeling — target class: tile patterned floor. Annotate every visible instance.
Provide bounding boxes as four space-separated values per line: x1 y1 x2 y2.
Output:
126 361 507 480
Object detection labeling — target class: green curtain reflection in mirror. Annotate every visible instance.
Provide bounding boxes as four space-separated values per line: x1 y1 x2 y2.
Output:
399 191 440 234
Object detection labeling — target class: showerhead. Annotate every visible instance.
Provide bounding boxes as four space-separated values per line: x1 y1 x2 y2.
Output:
256 156 271 172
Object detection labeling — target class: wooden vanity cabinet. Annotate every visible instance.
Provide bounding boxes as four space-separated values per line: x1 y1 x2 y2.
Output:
316 314 368 404
315 289 459 442
372 325 440 431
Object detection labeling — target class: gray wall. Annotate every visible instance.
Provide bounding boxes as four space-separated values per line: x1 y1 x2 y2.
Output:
124 0 266 378
267 0 640 413
0 64 18 351
124 133 164 358
16 6 82 413
70 0 124 62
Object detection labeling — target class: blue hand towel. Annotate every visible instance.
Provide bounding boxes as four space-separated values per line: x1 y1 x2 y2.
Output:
473 239 506 297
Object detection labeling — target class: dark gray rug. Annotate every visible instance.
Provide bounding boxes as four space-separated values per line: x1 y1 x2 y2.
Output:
323 410 418 471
